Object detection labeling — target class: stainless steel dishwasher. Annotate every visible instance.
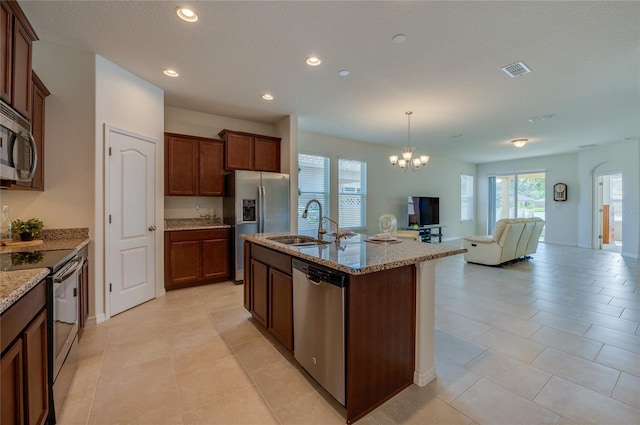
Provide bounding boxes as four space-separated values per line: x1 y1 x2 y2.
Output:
292 258 348 406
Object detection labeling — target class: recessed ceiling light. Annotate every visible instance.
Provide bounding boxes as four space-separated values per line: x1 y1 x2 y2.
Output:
163 69 179 77
392 34 407 44
261 94 274 101
449 133 465 139
306 56 321 66
176 7 198 22
511 139 528 148
338 70 350 77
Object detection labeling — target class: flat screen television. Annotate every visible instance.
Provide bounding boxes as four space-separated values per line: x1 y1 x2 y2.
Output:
408 196 440 226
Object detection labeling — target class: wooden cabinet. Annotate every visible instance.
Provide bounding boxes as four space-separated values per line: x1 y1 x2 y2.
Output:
0 0 38 120
218 129 281 172
164 229 230 290
1 279 48 425
245 243 293 351
14 71 49 190
78 246 90 338
164 133 224 196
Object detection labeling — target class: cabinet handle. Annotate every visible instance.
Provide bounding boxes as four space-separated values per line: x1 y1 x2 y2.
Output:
148 226 156 231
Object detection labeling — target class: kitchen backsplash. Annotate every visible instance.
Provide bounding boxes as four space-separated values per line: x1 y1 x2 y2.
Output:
39 228 89 241
164 196 222 219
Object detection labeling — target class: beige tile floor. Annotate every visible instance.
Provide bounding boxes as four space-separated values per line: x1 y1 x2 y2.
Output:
58 243 640 425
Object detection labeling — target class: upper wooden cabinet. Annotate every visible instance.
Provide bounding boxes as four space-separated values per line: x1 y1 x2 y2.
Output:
218 129 281 172
14 71 48 191
164 132 224 196
1 0 38 120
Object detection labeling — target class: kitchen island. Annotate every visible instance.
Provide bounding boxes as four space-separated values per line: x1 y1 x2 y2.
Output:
242 232 465 423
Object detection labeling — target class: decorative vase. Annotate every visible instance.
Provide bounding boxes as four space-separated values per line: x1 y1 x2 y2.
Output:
19 232 34 241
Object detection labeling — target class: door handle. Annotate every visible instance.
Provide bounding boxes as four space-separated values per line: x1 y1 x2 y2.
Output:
148 226 156 231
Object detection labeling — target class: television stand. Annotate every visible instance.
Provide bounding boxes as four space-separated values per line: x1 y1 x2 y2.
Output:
405 225 445 243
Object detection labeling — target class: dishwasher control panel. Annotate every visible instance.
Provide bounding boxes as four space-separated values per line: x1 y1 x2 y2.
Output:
292 259 347 287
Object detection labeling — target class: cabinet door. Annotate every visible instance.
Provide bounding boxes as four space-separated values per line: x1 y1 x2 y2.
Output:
168 241 202 286
202 238 229 280
243 242 251 311
1 338 24 425
199 140 224 196
79 258 89 332
165 135 198 196
224 133 254 170
268 268 293 351
11 18 32 119
23 310 48 425
250 259 268 327
254 137 280 172
0 3 11 103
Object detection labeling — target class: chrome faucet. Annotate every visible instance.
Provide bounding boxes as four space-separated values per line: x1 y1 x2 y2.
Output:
302 199 326 240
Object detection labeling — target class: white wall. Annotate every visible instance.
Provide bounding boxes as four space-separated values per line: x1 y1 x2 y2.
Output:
476 153 580 246
95 55 164 322
0 40 97 313
476 139 640 258
163 106 281 219
275 115 298 232
299 131 476 240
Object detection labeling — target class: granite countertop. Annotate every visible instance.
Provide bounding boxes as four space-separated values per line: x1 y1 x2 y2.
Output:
0 268 50 314
165 218 231 231
0 228 90 314
242 233 466 275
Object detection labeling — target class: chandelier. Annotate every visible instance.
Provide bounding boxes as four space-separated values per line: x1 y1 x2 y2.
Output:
388 112 430 172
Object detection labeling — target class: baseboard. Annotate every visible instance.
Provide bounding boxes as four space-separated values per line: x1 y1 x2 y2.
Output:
621 250 640 259
544 240 580 247
94 313 107 324
413 366 436 387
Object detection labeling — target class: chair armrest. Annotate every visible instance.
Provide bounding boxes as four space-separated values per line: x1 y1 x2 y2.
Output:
463 235 495 244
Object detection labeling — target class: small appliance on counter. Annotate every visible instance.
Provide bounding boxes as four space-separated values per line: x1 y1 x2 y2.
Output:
224 170 290 282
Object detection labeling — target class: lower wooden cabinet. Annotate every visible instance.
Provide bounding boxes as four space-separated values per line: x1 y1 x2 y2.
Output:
245 243 293 351
164 229 230 290
1 280 48 425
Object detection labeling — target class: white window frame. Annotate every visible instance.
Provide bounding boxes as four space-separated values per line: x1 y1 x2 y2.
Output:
297 154 330 236
338 158 367 230
461 174 474 222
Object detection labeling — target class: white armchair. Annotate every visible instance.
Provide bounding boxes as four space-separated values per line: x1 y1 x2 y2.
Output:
463 218 545 265
379 214 421 241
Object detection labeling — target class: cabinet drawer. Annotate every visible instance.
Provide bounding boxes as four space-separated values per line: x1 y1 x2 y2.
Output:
251 244 292 275
169 229 229 242
1 280 46 354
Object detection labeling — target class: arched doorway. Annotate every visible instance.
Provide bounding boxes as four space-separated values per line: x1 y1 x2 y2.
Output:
595 172 623 252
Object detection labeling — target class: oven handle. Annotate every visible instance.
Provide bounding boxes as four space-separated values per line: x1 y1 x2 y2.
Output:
53 256 84 283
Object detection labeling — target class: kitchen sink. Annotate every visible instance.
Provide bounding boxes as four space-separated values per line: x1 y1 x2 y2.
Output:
266 235 330 246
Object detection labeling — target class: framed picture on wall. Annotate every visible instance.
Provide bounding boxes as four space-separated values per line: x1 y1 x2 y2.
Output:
554 183 567 201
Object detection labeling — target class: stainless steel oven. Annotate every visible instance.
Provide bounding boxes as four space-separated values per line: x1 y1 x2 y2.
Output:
0 99 37 181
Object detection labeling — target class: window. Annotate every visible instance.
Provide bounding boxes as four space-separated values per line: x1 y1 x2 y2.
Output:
489 172 545 236
461 174 474 221
297 154 330 235
339 158 367 229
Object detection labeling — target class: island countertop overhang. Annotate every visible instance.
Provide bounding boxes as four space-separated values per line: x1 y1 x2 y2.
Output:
241 232 466 275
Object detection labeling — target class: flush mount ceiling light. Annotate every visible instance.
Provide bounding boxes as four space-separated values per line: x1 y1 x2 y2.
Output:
502 61 531 78
338 70 350 77
389 112 430 172
528 114 556 123
306 56 321 66
511 138 528 148
392 34 407 44
261 93 274 100
176 7 198 22
163 69 179 77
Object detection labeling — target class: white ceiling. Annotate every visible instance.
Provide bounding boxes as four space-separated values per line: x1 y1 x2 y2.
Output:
20 1 640 164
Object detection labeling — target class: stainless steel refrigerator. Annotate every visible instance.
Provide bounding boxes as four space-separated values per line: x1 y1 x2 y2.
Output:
224 170 290 282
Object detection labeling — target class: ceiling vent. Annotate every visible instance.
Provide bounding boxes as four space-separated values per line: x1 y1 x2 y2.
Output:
502 61 531 78
577 144 599 149
528 114 556 123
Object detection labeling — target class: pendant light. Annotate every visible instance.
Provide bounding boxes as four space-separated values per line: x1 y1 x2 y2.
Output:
389 112 430 172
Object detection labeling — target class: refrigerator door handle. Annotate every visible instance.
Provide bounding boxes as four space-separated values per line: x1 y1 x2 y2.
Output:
257 185 263 233
260 185 266 233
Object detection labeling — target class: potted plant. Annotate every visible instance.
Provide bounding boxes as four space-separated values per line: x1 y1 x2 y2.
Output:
11 218 44 241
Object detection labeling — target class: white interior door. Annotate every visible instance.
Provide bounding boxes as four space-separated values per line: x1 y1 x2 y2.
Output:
107 127 156 316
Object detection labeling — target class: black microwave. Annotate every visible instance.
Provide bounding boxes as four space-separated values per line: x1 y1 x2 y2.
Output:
0 100 37 182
